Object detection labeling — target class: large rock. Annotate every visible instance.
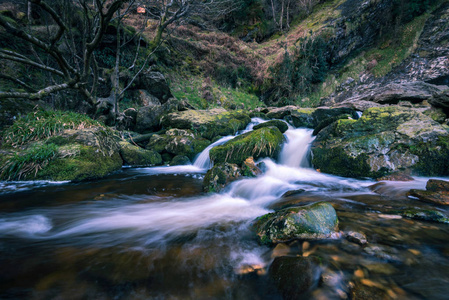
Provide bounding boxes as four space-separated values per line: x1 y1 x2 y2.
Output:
119 141 162 167
135 99 179 133
209 127 284 166
312 106 449 178
34 127 123 181
253 120 288 133
253 202 339 244
134 71 173 103
162 108 251 140
408 179 449 206
146 129 210 161
269 256 320 300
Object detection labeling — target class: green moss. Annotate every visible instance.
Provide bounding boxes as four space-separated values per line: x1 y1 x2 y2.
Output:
409 136 449 176
210 127 284 165
312 146 373 178
36 145 123 182
253 120 289 133
401 209 449 224
119 141 162 166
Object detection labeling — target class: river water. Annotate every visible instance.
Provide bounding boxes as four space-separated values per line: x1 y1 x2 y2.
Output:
1 122 449 299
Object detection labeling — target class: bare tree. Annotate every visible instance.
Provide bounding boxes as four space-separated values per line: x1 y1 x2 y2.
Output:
138 0 245 45
0 0 130 105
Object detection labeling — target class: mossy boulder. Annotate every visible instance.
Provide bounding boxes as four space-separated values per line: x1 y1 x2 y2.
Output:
34 127 123 181
170 155 191 166
290 107 358 129
312 106 449 178
119 141 162 167
203 163 242 193
135 99 179 133
146 129 210 161
253 202 339 244
253 120 288 133
209 127 284 166
161 108 251 140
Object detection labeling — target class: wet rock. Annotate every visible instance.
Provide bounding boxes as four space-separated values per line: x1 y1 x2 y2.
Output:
376 173 414 181
146 129 210 161
241 157 262 177
253 119 289 133
346 231 368 246
253 202 339 244
269 256 320 299
312 106 449 178
210 127 284 166
408 179 449 205
36 127 123 181
350 280 391 300
401 209 449 224
203 163 242 193
119 141 162 167
265 106 300 119
281 189 306 198
271 243 291 258
363 245 401 263
161 108 251 140
290 107 358 129
170 155 191 166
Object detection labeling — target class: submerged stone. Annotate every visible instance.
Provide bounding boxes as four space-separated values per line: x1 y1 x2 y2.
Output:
253 202 339 244
401 209 449 224
269 256 320 299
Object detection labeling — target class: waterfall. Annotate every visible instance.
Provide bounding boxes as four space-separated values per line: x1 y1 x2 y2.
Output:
193 118 267 169
279 128 315 168
193 135 234 169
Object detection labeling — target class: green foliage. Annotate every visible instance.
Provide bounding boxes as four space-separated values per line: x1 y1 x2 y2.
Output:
265 35 329 104
0 143 58 180
3 110 103 147
393 0 437 23
214 65 253 89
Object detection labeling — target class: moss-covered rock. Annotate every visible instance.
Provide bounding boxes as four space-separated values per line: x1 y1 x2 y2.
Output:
170 155 191 166
203 163 242 193
253 120 288 133
312 106 449 178
161 108 251 140
146 129 210 160
209 127 284 166
119 141 162 167
290 107 358 129
253 202 339 244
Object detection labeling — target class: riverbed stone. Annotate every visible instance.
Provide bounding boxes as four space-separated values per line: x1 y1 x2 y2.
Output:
209 127 284 166
146 129 210 161
203 163 242 193
401 209 449 223
161 108 251 140
312 106 449 178
408 179 449 205
119 141 162 167
253 202 339 244
269 256 320 299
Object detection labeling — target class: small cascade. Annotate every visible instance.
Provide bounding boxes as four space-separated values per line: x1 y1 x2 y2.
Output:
279 128 315 168
193 118 267 169
193 135 234 169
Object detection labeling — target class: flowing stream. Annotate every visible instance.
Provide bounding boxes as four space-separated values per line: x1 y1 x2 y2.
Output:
1 122 449 299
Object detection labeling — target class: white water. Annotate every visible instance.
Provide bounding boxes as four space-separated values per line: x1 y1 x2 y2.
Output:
0 127 372 246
